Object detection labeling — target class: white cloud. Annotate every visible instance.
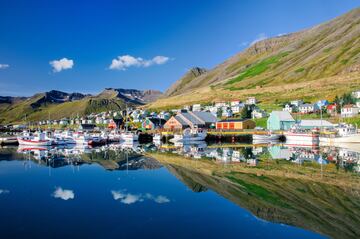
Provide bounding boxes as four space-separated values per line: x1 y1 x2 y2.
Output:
49 58 74 72
145 194 170 204
52 187 74 200
0 64 9 69
250 33 268 46
111 190 170 204
111 191 143 204
109 55 170 70
0 189 9 194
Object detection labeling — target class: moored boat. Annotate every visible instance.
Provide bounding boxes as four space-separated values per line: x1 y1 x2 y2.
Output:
17 131 52 146
170 128 207 142
284 127 320 146
120 132 139 141
320 123 360 144
0 136 18 145
252 132 280 142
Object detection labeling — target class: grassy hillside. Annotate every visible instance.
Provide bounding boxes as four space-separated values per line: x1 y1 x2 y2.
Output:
0 94 131 124
149 7 360 109
0 88 164 124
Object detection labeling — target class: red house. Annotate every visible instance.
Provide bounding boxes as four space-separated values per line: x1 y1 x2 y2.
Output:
327 104 337 116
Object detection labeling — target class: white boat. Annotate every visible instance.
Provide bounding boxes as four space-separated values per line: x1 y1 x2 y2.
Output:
73 132 93 145
284 128 320 146
0 136 18 145
121 132 139 141
170 128 207 142
53 130 76 145
252 133 280 142
17 131 52 146
153 134 162 141
320 123 360 144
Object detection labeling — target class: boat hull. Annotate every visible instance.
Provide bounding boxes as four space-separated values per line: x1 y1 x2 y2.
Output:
284 132 319 146
17 137 52 146
320 134 360 144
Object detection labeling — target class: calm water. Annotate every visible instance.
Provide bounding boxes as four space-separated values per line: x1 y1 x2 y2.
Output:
1 142 359 239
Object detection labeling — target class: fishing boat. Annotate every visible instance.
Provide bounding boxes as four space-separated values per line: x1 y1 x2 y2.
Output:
283 127 320 146
170 128 207 142
17 131 52 146
72 132 93 145
153 133 162 141
120 132 139 141
52 130 76 145
0 136 18 145
252 132 280 142
320 123 360 144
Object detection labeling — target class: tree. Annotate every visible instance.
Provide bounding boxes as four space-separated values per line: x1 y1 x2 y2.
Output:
240 106 252 119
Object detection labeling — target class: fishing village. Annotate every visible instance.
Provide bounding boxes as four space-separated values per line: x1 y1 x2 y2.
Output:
1 3 360 239
2 90 360 147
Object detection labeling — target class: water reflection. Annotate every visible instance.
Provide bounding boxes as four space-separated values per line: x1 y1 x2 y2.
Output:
111 190 170 205
1 142 360 238
3 141 360 174
52 187 75 200
154 142 360 173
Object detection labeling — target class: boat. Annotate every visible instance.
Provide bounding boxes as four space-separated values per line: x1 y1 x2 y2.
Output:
17 131 52 146
283 127 320 146
0 136 18 145
252 132 280 142
153 133 162 141
72 132 93 145
120 132 139 141
320 123 360 144
53 130 76 145
170 128 207 142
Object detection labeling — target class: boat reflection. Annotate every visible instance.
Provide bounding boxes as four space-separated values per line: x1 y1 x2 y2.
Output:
154 142 360 173
13 142 161 171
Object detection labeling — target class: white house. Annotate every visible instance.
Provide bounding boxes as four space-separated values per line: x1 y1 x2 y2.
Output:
59 119 69 125
283 104 295 113
230 100 240 106
192 104 202 112
290 100 304 107
215 102 228 108
356 100 360 109
251 109 267 119
298 104 319 114
222 109 233 118
352 90 360 99
246 97 257 105
95 117 104 124
341 105 359 118
231 105 243 114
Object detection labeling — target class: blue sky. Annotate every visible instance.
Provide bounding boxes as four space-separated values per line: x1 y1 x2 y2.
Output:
0 0 359 96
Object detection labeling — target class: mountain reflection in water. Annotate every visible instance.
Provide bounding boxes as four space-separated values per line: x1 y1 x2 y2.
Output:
1 141 360 239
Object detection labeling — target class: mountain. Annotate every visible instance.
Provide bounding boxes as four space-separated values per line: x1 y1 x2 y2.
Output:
164 67 207 97
149 7 360 109
98 88 163 104
0 88 162 124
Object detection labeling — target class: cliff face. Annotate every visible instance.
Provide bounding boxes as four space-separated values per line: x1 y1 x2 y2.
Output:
164 67 207 97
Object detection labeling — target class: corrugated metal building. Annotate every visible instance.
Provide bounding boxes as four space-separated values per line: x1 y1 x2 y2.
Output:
164 111 217 129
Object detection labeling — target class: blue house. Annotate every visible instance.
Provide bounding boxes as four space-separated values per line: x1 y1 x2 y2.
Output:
267 111 295 130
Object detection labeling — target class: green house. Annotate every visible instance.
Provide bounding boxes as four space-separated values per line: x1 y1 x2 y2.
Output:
267 111 295 131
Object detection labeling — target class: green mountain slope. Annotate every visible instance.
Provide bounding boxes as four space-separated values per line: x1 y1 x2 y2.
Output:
0 88 162 124
150 7 360 109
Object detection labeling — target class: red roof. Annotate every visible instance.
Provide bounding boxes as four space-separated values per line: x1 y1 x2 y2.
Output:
327 104 336 110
